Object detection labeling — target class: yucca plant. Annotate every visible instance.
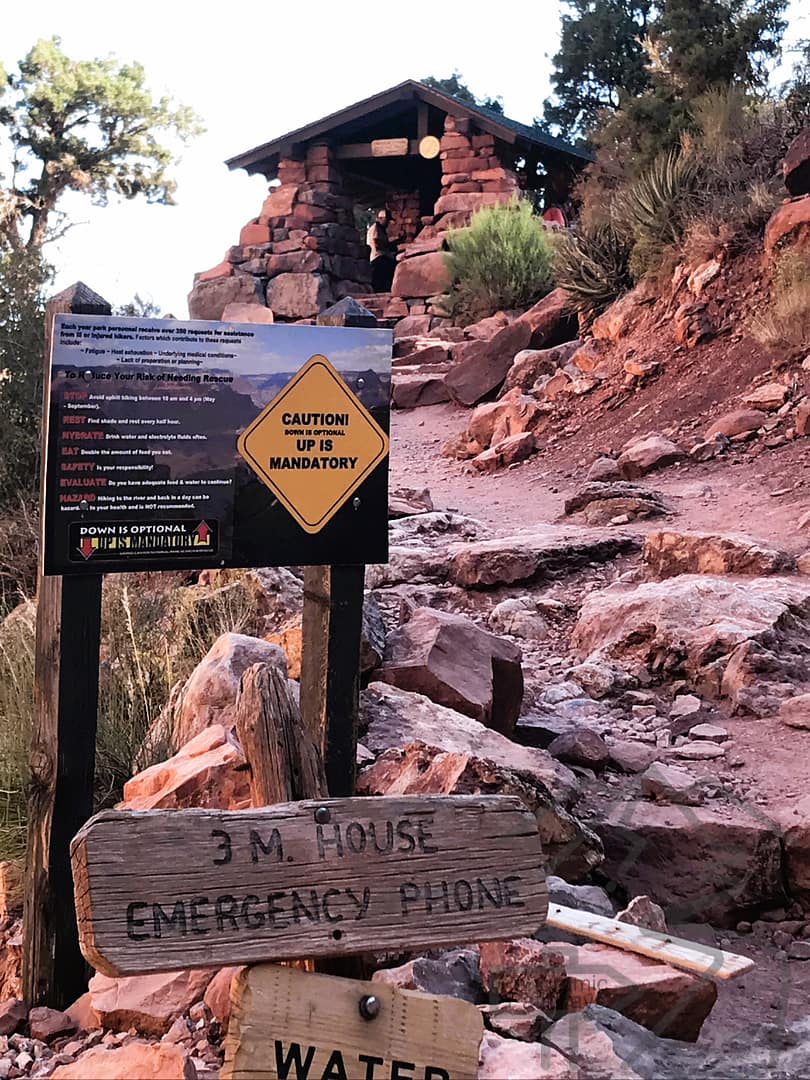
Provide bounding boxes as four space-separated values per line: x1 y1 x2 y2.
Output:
614 148 699 277
554 224 634 326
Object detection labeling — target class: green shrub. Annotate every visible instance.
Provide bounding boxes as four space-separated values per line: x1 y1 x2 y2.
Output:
575 83 801 283
554 225 634 326
440 199 554 324
751 252 810 352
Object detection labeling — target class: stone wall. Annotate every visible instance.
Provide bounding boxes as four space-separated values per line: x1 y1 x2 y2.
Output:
188 143 371 323
188 115 523 324
386 115 522 319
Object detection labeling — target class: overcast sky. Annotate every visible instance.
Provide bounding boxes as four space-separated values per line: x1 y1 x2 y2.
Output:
3 0 808 317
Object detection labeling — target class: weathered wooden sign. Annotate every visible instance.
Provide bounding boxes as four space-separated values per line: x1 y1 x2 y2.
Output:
222 964 483 1080
371 138 409 157
71 796 547 976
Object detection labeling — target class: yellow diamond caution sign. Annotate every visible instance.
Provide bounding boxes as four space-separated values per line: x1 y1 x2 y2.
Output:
237 354 389 534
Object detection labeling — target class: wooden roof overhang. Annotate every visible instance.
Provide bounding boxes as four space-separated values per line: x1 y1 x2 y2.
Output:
226 79 592 181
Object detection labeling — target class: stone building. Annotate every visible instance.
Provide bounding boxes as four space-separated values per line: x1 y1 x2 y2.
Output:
188 80 591 324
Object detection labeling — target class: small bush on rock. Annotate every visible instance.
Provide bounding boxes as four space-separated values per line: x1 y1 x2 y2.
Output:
440 199 554 324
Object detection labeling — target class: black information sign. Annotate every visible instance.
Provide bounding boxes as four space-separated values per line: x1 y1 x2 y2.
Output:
42 315 391 575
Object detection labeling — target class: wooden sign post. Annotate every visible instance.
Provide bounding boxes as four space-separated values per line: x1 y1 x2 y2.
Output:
222 965 483 1080
71 796 548 976
23 283 110 1009
32 295 389 1005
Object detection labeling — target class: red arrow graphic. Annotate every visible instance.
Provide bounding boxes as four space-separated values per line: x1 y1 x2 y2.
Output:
79 537 95 560
194 521 211 544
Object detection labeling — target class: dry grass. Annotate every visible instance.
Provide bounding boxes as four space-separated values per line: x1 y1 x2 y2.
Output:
752 253 810 352
0 569 266 857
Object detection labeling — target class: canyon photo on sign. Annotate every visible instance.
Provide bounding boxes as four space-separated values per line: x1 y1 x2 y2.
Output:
71 795 548 975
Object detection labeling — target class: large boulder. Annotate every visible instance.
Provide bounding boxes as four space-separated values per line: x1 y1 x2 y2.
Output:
88 969 214 1036
785 128 810 196
591 286 649 343
366 544 453 588
640 761 703 806
449 527 638 588
471 432 536 471
643 530 795 578
565 482 667 523
170 633 287 747
478 1031 572 1079
591 797 783 925
500 339 582 395
381 607 523 736
51 1043 195 1080
518 287 577 348
542 1011 642 1079
187 273 264 321
705 408 767 439
203 965 244 1035
478 939 567 1012
556 941 716 1042
371 948 484 1003
572 575 810 693
360 682 577 803
445 320 534 406
546 1004 810 1080
390 252 449 298
357 741 603 881
468 387 550 449
780 693 810 729
618 436 685 479
765 194 810 255
121 724 250 811
266 272 333 319
741 381 789 411
391 371 451 409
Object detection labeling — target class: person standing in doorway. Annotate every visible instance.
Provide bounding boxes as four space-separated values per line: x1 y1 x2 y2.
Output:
366 208 397 292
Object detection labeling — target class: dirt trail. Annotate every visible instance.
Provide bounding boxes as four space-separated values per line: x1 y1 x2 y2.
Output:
390 401 810 1053
391 401 810 553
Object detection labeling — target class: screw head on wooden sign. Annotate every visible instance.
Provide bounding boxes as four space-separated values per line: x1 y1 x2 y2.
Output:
237 354 389 534
71 796 547 976
221 964 484 1080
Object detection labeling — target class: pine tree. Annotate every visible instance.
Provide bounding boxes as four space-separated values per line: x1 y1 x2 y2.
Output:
541 0 653 139
649 0 788 99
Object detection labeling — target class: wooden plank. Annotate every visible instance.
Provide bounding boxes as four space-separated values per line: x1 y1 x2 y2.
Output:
323 563 365 798
70 796 547 976
547 903 754 981
299 564 331 757
336 140 419 160
235 662 326 804
23 283 109 1009
222 964 483 1080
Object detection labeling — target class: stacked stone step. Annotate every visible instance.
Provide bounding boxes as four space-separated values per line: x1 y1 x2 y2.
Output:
384 115 521 320
188 143 371 323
